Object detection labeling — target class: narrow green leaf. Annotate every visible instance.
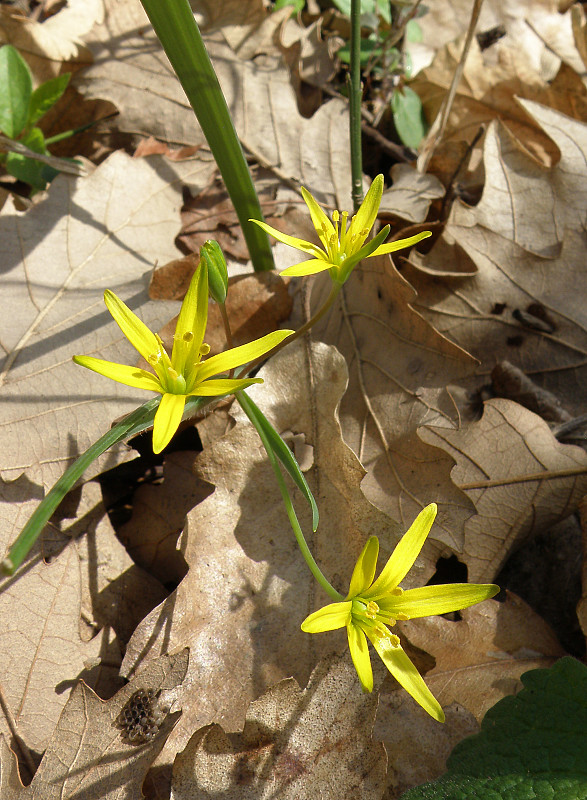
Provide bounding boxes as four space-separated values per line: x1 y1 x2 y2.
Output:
0 44 33 138
273 0 305 12
1 394 211 575
139 0 274 272
236 390 319 531
391 86 426 149
5 126 53 189
28 72 70 125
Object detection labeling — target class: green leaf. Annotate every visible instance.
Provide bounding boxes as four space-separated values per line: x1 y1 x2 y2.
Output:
401 657 587 800
391 86 426 148
338 37 383 66
406 19 423 43
0 44 33 138
273 0 305 12
28 73 71 125
236 390 319 532
5 126 55 190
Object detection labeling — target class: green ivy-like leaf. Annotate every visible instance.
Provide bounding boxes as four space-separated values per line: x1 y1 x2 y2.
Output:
401 657 587 800
391 86 426 148
28 73 71 126
0 44 33 138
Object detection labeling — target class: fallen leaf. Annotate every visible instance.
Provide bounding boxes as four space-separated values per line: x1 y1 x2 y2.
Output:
79 0 353 207
407 105 587 416
420 399 587 582
2 649 188 799
121 341 427 765
577 497 587 647
170 654 386 800
379 163 445 224
0 529 119 758
311 256 477 545
375 591 565 796
117 452 212 586
0 150 215 500
0 0 103 82
411 0 584 79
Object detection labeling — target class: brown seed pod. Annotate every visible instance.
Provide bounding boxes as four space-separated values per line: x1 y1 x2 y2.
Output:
116 688 168 745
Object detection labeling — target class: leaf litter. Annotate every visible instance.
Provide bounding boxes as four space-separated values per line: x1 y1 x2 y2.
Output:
1 0 587 798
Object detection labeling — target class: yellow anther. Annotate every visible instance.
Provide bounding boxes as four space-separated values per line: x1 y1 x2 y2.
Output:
199 342 210 356
329 234 337 247
360 228 369 236
372 623 389 640
397 613 409 621
332 210 339 223
392 587 403 596
365 600 379 620
167 367 179 380
148 354 159 366
389 634 400 647
183 331 194 343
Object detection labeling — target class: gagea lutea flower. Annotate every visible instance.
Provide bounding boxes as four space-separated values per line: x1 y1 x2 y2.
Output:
74 263 293 453
301 504 499 721
250 174 431 284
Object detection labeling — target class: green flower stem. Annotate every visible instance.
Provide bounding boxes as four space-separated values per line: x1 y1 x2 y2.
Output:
237 391 343 602
349 0 363 212
2 395 210 576
240 282 341 378
138 0 274 272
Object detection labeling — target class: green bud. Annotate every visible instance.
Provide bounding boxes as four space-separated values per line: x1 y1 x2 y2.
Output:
200 240 228 304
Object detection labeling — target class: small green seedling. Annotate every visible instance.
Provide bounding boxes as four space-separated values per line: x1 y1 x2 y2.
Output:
0 44 72 190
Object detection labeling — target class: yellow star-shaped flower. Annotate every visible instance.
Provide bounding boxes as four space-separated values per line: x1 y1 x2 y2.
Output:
301 504 499 721
74 263 293 453
251 175 431 284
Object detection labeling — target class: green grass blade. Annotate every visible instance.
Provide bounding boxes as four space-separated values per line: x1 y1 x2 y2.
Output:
236 390 319 531
139 0 274 272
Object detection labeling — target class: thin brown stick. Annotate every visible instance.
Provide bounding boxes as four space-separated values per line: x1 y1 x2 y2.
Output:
417 0 485 174
459 466 587 491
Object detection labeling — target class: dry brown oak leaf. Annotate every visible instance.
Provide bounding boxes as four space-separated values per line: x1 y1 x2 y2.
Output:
420 399 587 582
310 255 477 542
120 341 455 771
376 591 565 797
0 151 216 515
0 0 102 82
170 654 386 800
412 0 585 80
78 0 353 207
407 103 587 417
0 481 167 761
0 650 188 800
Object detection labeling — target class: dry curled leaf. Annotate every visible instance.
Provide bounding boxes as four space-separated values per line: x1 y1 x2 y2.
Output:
376 591 565 796
79 0 352 207
1 650 188 800
121 341 429 767
0 151 215 499
420 399 587 582
170 654 386 800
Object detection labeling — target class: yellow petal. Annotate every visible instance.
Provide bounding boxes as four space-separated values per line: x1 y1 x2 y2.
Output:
347 622 373 692
301 186 336 249
189 378 262 396
363 504 437 599
369 230 432 258
249 219 322 256
152 392 186 453
348 174 383 246
380 583 499 619
72 355 162 393
281 258 332 277
301 601 352 632
196 330 293 382
173 262 208 371
366 631 444 722
347 537 379 599
104 290 160 362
